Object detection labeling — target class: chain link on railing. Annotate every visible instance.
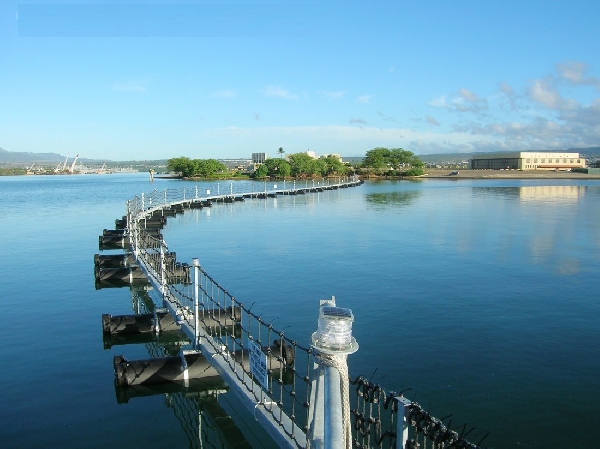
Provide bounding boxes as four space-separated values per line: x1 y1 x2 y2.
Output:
350 376 486 449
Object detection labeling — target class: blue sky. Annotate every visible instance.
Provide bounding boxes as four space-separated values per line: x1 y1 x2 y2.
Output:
1 0 599 161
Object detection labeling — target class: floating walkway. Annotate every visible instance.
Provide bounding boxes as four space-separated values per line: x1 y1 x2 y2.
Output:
95 177 483 449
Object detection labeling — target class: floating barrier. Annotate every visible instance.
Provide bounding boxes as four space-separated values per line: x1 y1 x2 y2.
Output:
99 234 129 250
102 328 188 349
114 377 229 404
95 278 148 290
114 340 294 387
115 217 127 229
95 266 147 283
102 309 180 335
166 262 191 284
102 306 241 336
151 208 176 217
94 253 136 268
102 229 126 236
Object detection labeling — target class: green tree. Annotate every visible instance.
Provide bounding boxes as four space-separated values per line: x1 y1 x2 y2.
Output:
389 148 415 169
254 164 268 179
167 157 195 177
288 153 315 178
194 159 227 177
264 158 291 178
363 148 391 173
311 158 328 176
322 156 348 176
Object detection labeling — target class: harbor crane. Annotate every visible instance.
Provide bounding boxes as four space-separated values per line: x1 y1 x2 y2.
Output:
54 154 69 173
68 154 79 173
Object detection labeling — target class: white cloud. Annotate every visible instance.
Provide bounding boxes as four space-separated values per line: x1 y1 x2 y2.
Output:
357 95 373 103
458 88 479 102
425 115 440 126
199 124 478 156
429 89 487 113
349 118 368 125
211 89 237 98
499 81 518 111
110 81 146 92
261 85 297 99
429 95 447 108
556 61 600 88
529 79 562 108
319 90 345 99
377 111 400 124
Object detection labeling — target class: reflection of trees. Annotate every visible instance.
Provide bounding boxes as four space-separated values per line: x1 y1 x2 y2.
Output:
366 190 422 209
471 187 520 199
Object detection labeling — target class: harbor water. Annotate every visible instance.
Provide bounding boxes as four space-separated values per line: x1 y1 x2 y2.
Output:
1 173 599 448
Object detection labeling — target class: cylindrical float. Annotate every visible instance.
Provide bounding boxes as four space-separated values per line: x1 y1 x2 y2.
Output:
95 266 147 283
114 341 294 387
99 234 129 250
114 376 228 404
102 310 178 335
103 329 188 349
166 262 191 284
94 253 136 268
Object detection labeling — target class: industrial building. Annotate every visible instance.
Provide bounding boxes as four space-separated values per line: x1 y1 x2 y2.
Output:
470 152 586 170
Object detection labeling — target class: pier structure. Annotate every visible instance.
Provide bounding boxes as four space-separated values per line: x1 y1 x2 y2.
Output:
96 177 484 449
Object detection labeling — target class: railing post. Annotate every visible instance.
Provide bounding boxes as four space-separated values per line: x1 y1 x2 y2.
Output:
164 189 167 205
195 185 198 199
396 396 412 449
141 193 145 211
160 242 166 299
192 258 200 348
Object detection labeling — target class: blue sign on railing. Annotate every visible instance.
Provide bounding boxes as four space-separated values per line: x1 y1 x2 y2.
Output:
249 340 268 389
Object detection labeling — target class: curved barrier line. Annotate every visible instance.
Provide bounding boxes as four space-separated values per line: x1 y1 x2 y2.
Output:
125 177 363 448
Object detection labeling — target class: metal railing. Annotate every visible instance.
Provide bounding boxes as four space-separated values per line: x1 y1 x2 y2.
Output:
117 177 483 449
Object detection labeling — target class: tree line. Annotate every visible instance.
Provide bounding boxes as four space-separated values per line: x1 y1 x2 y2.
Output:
167 147 424 179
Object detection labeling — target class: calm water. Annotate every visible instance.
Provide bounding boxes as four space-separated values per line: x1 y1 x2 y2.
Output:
1 174 599 448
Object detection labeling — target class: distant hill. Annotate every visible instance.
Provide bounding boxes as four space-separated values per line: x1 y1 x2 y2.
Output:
0 147 66 164
568 147 600 158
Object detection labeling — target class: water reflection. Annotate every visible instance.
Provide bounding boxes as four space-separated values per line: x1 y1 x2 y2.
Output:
472 185 587 202
419 183 598 273
518 185 586 203
104 285 278 448
365 190 422 209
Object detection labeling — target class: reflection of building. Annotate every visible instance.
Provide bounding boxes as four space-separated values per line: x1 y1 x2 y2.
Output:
470 152 586 170
519 185 585 203
251 153 267 164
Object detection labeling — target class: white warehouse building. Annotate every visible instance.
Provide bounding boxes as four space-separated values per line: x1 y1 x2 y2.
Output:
470 152 586 171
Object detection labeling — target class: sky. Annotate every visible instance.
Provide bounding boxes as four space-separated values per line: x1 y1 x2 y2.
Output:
1 0 599 161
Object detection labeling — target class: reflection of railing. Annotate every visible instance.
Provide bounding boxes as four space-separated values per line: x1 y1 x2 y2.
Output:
115 178 483 449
